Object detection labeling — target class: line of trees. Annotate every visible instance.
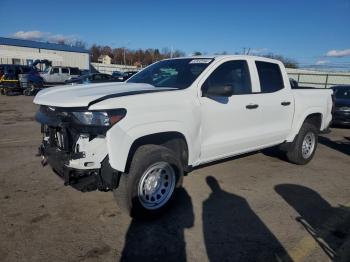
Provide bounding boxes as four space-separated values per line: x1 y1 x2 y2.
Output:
90 45 185 67
53 38 299 68
87 44 298 68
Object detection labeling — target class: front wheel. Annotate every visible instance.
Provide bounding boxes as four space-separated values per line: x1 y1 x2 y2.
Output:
285 122 318 165
23 88 32 96
113 144 183 219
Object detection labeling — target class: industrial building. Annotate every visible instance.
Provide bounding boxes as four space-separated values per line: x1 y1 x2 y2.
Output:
0 37 89 69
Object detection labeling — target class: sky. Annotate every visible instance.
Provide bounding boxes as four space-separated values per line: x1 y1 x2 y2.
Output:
0 0 349 70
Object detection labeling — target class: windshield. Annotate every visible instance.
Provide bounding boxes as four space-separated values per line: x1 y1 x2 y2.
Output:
334 86 350 99
127 58 213 89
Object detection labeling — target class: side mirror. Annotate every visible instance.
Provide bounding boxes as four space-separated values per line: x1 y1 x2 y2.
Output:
203 84 234 97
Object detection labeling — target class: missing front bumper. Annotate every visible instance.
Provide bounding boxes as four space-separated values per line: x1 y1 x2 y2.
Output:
39 142 121 192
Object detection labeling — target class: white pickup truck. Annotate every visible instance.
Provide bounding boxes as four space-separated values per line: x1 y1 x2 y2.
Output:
40 66 80 84
34 55 333 218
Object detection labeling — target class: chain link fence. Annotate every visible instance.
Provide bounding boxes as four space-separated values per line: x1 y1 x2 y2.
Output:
288 70 350 88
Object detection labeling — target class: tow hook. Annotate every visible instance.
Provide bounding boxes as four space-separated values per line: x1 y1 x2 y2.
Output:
37 145 47 166
41 156 48 167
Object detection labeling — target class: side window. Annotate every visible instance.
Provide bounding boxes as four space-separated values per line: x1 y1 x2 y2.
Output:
94 74 102 80
69 67 80 75
204 60 252 95
52 68 59 74
61 68 69 74
255 61 284 93
102 74 112 80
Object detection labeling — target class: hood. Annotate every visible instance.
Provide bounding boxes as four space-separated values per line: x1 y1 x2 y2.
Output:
335 98 350 108
33 82 173 108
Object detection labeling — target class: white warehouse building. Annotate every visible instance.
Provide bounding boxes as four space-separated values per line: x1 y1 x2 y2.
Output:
0 37 89 70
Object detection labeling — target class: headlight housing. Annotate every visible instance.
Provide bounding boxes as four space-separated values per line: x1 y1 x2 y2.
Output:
71 109 126 127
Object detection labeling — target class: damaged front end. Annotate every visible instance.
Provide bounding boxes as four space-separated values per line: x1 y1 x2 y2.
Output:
36 105 126 192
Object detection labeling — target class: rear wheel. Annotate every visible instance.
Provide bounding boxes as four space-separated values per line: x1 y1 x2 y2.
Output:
113 144 183 219
286 122 318 165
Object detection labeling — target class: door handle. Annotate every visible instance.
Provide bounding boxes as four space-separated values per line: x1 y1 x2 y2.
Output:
246 104 259 109
281 101 291 106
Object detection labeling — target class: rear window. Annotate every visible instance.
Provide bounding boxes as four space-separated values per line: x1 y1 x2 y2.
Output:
256 61 284 93
61 68 69 74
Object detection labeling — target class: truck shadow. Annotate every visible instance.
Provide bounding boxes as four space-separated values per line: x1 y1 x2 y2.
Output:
202 176 292 262
275 184 350 261
260 146 289 162
319 136 350 156
120 177 294 262
120 187 194 262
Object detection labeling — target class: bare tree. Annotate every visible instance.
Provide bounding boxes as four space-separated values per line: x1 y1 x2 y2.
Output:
193 51 202 56
74 40 86 49
262 53 298 68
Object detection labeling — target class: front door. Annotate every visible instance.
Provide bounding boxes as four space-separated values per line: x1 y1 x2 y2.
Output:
199 60 263 163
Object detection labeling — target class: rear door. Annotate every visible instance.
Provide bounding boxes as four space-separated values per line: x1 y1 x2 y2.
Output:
251 60 294 145
61 68 70 82
199 58 264 162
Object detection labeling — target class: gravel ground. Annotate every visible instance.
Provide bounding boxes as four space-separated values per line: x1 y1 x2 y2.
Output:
0 95 349 262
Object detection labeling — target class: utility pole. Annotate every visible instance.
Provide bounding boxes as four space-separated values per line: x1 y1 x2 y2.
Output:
242 47 251 55
123 47 126 66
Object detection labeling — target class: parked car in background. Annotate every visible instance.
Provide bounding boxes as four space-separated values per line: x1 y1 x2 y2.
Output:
121 71 137 81
40 66 80 84
0 64 43 95
331 85 350 126
65 73 121 85
34 55 333 219
111 71 123 79
111 71 138 81
80 69 90 76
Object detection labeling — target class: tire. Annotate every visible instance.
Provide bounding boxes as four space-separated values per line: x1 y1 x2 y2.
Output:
23 88 31 96
286 122 318 165
113 144 184 219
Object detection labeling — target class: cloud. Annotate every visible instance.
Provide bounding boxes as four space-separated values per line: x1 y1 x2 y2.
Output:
12 30 46 41
11 30 79 45
326 49 350 57
47 34 78 44
315 60 329 65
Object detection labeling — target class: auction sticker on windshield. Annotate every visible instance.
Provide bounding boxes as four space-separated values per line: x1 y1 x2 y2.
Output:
189 59 213 64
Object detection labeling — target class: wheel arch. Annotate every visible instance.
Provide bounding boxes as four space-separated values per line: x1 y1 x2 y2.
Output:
304 113 322 130
125 131 189 174
286 109 323 142
106 123 193 173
